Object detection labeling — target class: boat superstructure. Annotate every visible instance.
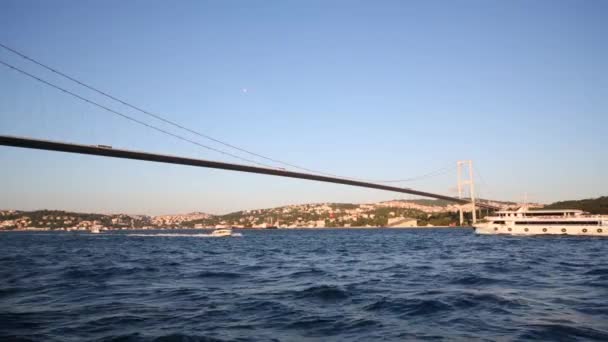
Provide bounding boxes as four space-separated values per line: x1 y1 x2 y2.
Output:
475 207 608 236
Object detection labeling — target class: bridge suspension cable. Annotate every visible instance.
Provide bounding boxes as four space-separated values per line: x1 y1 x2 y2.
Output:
379 164 455 183
0 43 454 184
0 43 307 169
0 59 278 169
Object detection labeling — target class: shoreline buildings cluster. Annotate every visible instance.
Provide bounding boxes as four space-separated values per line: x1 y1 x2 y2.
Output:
0 199 535 231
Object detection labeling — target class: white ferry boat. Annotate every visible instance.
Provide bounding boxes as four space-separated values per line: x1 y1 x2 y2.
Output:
475 207 608 236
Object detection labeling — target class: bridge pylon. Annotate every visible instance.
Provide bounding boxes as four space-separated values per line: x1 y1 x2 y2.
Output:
457 160 476 225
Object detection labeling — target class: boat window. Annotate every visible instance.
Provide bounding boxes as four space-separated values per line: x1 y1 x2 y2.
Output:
514 221 600 225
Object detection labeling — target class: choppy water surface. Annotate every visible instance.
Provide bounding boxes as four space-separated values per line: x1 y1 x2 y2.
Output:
1 228 608 341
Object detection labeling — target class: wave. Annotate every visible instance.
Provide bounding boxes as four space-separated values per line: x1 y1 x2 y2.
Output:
194 271 242 279
125 233 242 238
449 274 503 286
241 265 267 271
62 265 158 279
0 287 22 299
126 233 214 237
288 268 328 278
294 285 350 301
584 268 608 276
450 292 525 312
518 324 608 340
151 333 228 342
285 316 336 330
364 297 452 316
99 333 228 342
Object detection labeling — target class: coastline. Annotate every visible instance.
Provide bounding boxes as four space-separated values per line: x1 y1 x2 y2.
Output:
0 225 465 232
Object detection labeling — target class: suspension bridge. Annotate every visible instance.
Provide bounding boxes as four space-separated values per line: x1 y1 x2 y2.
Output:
0 43 499 218
0 134 498 212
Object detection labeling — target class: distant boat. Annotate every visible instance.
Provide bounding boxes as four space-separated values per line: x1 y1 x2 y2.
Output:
90 226 101 234
209 228 241 237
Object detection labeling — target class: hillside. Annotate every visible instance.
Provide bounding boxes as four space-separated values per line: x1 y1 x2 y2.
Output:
543 196 608 214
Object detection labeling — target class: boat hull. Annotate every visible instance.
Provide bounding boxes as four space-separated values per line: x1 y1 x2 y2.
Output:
475 223 607 236
210 231 232 237
209 229 241 237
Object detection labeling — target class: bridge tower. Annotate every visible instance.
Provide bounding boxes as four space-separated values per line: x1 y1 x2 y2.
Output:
457 160 476 225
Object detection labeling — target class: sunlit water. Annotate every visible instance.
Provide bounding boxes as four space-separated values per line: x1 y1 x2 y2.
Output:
1 228 607 341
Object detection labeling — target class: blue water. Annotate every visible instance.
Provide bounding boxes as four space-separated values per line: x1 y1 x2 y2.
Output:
1 228 608 341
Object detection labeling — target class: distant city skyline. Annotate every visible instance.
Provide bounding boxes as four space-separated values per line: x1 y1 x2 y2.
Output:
1 1 606 215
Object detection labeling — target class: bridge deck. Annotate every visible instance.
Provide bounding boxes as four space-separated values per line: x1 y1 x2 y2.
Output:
0 135 498 209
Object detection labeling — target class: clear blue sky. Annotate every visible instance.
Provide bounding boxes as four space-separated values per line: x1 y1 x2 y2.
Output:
0 0 606 215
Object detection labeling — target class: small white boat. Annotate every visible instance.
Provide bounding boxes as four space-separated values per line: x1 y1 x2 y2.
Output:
210 228 234 237
90 226 101 234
